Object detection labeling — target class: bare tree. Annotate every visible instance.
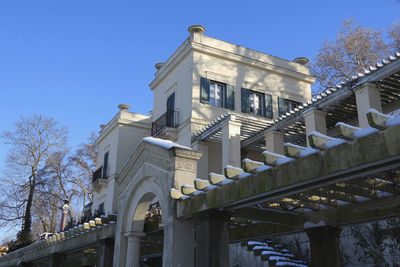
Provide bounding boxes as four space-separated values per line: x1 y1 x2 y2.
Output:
0 115 67 246
69 132 98 209
311 18 400 93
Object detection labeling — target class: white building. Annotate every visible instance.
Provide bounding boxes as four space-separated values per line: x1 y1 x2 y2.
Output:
92 25 314 216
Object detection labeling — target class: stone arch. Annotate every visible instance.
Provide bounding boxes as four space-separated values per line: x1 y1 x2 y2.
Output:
114 173 173 267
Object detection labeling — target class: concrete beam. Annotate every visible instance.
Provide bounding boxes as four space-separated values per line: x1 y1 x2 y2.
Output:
231 207 300 227
177 124 400 218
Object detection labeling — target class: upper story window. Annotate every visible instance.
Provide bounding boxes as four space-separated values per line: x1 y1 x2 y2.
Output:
200 77 234 110
209 81 224 107
278 97 301 116
102 151 109 179
241 88 273 118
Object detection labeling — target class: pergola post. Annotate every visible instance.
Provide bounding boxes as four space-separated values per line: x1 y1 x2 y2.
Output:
195 210 230 267
97 238 114 267
221 115 242 169
305 226 342 267
124 232 145 267
264 131 285 154
353 82 382 128
192 140 209 179
303 108 327 146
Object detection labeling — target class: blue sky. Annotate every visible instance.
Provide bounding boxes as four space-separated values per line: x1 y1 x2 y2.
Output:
0 0 399 171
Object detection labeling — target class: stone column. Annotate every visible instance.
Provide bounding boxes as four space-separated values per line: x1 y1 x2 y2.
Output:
221 115 242 169
163 216 195 266
192 141 208 179
49 253 65 267
303 108 327 146
124 232 145 267
305 226 342 267
353 82 382 128
195 210 230 267
97 238 114 267
264 131 284 154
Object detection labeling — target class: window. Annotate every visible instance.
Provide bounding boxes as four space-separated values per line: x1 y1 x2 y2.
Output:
166 92 175 127
209 81 224 107
241 88 273 118
102 151 109 179
200 77 234 110
278 97 300 116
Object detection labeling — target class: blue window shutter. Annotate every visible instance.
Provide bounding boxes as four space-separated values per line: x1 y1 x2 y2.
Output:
241 88 250 113
264 94 273 118
224 84 235 110
278 97 288 117
200 77 210 103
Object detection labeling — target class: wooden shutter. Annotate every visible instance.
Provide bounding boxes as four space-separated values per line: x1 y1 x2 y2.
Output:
278 97 288 117
241 88 250 113
264 94 273 118
224 84 235 110
200 77 210 103
102 151 109 179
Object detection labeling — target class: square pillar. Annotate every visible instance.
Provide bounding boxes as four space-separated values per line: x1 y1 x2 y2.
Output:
305 226 342 267
163 216 195 267
264 131 284 154
303 108 327 146
192 141 209 179
97 238 114 267
222 115 242 169
195 210 230 267
353 82 382 128
124 231 145 267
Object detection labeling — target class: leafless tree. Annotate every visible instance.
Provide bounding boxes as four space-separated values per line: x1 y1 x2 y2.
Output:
69 132 97 209
0 115 67 246
311 19 400 92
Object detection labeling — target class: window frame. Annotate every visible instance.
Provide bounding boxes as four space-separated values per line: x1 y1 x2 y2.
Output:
209 80 225 108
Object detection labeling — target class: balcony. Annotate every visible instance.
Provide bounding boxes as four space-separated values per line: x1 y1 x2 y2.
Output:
92 166 102 183
151 110 178 136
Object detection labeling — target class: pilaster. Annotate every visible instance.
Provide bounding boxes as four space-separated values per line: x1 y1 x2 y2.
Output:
353 82 382 128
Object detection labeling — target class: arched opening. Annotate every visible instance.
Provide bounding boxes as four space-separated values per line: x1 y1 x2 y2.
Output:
122 178 167 267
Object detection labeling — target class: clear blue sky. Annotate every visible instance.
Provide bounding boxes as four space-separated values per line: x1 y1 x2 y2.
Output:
0 0 399 171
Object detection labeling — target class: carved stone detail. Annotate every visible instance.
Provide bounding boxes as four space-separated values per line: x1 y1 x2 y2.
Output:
175 157 196 171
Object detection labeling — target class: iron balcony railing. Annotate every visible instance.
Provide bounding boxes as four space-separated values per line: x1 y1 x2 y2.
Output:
92 166 103 183
151 110 178 136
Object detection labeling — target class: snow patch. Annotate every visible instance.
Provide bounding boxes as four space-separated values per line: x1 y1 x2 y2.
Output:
238 172 252 179
386 116 400 127
225 165 243 171
309 131 334 140
335 122 361 130
142 137 191 150
353 127 379 138
325 138 347 148
299 147 319 157
262 150 284 157
255 165 272 172
367 108 391 119
242 158 263 165
276 157 294 165
219 179 234 185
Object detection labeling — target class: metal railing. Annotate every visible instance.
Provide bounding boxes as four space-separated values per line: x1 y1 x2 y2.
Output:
92 166 102 183
151 110 178 136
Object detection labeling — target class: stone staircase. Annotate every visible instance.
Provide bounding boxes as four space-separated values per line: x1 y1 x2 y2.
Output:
237 240 308 267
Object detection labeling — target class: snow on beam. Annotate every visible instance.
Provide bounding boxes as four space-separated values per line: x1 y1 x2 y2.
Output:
181 184 197 195
335 122 361 141
209 172 227 185
242 158 264 172
284 143 319 158
194 178 211 190
308 131 347 150
367 108 391 129
224 165 244 180
262 150 294 166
